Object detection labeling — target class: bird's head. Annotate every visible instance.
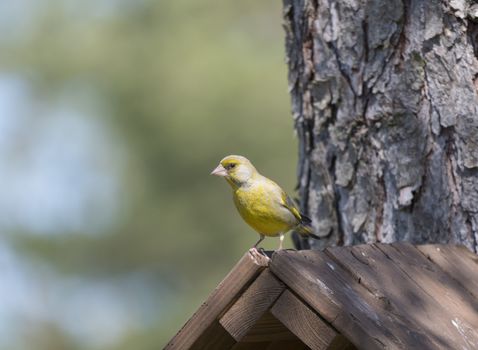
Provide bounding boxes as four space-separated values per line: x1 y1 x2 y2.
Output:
211 155 257 188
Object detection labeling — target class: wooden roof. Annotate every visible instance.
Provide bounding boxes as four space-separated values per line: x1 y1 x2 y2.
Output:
165 243 478 350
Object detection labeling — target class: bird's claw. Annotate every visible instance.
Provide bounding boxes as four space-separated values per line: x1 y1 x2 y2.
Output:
248 247 270 266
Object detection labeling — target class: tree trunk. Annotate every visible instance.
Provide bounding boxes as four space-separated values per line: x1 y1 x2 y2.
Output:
284 0 478 252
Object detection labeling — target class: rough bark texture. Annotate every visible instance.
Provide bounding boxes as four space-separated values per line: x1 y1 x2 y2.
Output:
284 0 478 251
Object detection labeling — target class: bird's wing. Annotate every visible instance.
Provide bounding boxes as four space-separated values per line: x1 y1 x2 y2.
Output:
280 191 303 223
279 189 314 226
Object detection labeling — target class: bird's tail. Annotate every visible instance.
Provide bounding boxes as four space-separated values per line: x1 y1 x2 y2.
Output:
297 214 320 240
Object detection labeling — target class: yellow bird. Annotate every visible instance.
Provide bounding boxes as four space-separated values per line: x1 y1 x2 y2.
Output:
211 155 319 250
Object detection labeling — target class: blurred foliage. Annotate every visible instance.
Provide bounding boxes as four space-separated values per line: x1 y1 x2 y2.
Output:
0 0 296 348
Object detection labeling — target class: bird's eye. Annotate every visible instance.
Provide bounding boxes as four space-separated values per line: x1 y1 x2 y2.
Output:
229 163 236 169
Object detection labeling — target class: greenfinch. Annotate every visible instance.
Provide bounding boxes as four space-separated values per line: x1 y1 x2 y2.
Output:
211 155 318 250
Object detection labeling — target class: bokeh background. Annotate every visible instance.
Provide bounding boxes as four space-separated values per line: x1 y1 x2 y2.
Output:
0 1 297 349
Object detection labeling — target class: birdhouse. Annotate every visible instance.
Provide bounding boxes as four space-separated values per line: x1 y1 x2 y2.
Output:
165 243 478 349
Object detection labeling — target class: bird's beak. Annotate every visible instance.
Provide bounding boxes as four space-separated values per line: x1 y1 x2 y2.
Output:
210 164 228 177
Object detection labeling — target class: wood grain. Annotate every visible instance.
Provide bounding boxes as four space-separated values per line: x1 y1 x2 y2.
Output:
327 335 357 350
270 249 434 349
230 342 270 350
326 243 474 349
165 252 266 350
376 243 478 348
241 311 297 343
166 243 478 350
417 244 478 300
231 339 310 350
266 339 310 350
188 321 235 350
271 289 339 350
220 270 285 341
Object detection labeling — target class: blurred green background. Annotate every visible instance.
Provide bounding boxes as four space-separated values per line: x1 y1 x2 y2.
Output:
0 1 297 349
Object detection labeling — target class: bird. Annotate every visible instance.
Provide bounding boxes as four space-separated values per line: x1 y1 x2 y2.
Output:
211 155 319 251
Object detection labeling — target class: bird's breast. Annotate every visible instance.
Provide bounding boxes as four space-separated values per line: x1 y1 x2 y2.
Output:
233 185 296 236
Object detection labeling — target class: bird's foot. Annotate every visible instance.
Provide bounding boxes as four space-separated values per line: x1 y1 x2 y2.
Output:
248 247 270 266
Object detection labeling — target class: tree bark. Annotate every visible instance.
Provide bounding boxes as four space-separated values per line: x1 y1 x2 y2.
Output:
284 0 478 252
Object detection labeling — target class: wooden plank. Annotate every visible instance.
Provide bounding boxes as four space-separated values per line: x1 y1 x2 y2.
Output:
189 321 235 350
241 311 297 342
375 243 478 349
270 249 434 350
326 243 470 349
270 289 340 350
417 244 478 300
231 341 270 350
231 312 306 348
165 252 266 350
266 339 310 350
220 270 285 341
327 335 357 350
231 339 310 350
231 312 311 349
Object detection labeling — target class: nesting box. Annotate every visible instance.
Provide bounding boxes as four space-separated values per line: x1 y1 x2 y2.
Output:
166 243 478 349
